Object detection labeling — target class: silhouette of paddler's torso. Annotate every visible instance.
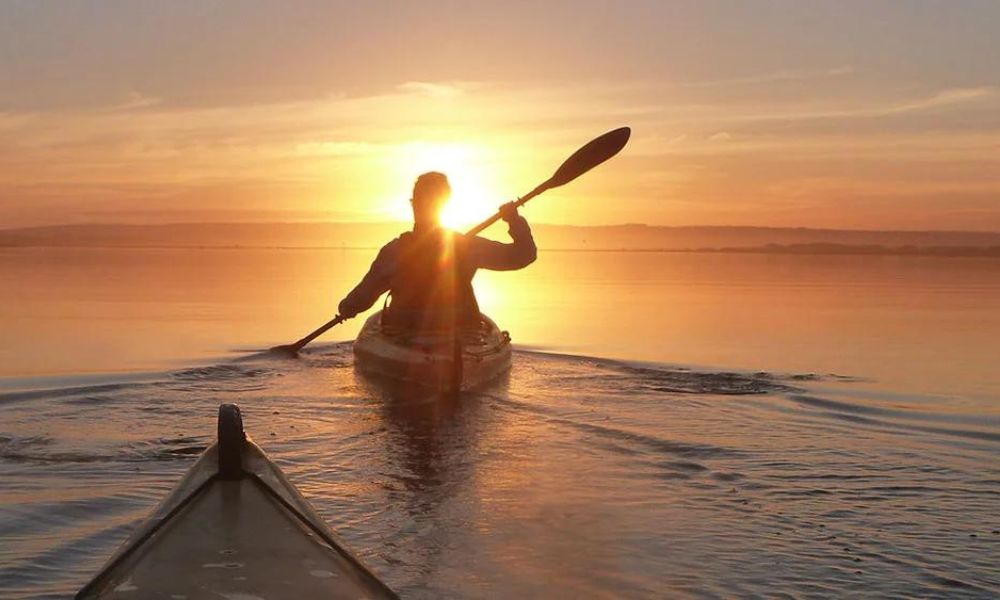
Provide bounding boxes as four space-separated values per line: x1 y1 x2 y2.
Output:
382 228 481 333
337 171 537 336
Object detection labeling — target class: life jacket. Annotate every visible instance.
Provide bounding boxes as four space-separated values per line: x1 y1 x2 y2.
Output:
382 229 481 333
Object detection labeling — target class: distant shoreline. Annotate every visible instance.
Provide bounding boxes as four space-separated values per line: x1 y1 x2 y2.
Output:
1 242 998 257
1 222 998 257
684 243 1000 257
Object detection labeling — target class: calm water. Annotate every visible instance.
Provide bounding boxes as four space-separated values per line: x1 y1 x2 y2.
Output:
1 247 998 598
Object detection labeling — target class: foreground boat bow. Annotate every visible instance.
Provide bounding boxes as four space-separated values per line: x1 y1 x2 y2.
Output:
77 404 398 599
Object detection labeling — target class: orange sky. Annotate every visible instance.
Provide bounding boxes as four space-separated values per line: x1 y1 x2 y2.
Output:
1 1 998 231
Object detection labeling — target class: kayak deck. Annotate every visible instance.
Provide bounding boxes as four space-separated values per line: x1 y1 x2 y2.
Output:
77 405 398 599
353 310 512 392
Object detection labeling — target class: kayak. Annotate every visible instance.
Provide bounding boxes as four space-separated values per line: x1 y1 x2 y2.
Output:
76 404 398 600
353 310 512 392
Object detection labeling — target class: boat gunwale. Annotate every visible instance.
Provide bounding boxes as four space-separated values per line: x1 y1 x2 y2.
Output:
353 310 512 392
75 438 399 599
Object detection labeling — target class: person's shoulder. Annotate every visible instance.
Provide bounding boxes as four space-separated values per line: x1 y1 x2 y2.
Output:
459 231 490 246
375 233 409 256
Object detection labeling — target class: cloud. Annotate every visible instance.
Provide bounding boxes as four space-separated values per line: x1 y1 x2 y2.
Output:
108 91 162 112
397 81 466 98
1 75 997 230
884 87 997 114
294 141 380 157
0 112 32 132
706 86 999 127
683 65 855 88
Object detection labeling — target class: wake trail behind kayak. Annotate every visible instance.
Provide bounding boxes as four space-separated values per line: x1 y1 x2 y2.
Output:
1 345 998 599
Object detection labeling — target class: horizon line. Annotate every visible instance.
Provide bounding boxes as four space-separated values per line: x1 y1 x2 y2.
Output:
2 221 998 236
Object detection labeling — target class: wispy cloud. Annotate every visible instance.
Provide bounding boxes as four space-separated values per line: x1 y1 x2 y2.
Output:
1 76 998 230
294 141 380 157
706 132 732 142
692 86 1000 128
107 91 163 112
397 81 467 98
683 65 855 88
884 87 997 114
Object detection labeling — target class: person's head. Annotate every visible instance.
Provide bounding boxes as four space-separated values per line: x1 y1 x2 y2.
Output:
411 171 451 227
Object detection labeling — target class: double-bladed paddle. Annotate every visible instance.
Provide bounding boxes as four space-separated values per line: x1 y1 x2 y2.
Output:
270 126 631 355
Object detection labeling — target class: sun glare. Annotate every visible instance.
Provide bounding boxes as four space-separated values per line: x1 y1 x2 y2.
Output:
389 142 506 230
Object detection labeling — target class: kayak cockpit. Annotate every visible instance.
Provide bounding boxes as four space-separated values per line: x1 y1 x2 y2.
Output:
353 310 512 392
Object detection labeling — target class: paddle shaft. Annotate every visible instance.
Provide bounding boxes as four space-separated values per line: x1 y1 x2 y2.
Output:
287 315 344 352
464 182 549 237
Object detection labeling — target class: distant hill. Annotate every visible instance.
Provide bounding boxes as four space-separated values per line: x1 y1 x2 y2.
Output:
534 224 1000 252
0 222 998 255
0 222 401 250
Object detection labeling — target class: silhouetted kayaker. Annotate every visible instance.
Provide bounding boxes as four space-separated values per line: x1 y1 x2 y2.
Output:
338 172 536 334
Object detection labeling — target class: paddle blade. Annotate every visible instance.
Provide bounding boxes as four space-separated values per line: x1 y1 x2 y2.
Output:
548 126 631 188
267 343 301 357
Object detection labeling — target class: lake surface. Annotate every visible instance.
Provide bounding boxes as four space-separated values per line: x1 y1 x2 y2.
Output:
2 247 998 400
1 247 998 598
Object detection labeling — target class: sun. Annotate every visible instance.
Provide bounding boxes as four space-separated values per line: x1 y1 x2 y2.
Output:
388 141 505 230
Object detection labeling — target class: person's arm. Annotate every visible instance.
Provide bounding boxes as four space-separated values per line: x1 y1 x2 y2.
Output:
337 241 398 318
469 202 537 271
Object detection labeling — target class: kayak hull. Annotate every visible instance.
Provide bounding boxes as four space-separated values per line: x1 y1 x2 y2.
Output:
76 405 398 600
353 310 512 392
